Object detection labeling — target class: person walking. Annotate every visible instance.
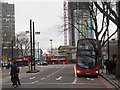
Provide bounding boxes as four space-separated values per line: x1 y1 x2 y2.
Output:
104 59 109 74
108 59 113 75
10 60 17 88
16 64 21 86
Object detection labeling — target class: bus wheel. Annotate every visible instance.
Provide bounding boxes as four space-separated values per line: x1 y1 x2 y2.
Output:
94 75 98 78
77 74 81 78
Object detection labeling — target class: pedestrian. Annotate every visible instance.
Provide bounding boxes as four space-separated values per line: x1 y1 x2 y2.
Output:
107 59 113 75
104 59 109 74
10 60 17 88
112 60 116 75
16 64 21 86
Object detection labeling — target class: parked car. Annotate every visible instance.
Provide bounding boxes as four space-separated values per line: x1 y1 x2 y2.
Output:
40 61 48 65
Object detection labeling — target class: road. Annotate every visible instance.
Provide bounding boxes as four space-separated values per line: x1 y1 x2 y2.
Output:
2 64 116 89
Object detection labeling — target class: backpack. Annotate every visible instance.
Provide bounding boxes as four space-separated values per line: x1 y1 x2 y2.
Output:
16 64 20 73
17 67 20 73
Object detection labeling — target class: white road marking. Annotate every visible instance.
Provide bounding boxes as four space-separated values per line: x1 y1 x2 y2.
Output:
29 77 36 80
47 75 50 77
74 66 77 77
56 76 62 80
51 73 54 75
41 78 45 80
32 81 38 84
72 66 77 84
5 82 104 85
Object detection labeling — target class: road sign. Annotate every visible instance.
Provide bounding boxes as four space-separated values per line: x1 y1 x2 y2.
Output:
2 55 7 60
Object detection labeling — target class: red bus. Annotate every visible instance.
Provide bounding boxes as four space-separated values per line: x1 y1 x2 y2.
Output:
76 38 100 77
24 55 35 65
46 55 69 64
15 56 25 66
15 55 34 66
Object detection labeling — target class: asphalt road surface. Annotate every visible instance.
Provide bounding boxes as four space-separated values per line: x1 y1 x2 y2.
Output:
2 64 116 89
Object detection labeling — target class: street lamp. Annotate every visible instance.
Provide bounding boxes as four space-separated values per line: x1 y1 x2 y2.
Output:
33 22 40 70
50 39 52 55
26 19 40 73
38 42 39 61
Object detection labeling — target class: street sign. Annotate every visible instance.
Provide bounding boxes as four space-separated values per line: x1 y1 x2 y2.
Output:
2 55 7 60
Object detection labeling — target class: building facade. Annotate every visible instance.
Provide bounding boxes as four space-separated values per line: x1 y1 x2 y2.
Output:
0 2 2 62
0 2 15 61
58 45 76 60
1 2 15 48
68 2 94 47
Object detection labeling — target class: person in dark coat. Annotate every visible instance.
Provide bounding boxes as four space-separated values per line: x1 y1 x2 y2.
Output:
10 60 17 88
104 59 109 74
16 64 21 86
107 59 113 75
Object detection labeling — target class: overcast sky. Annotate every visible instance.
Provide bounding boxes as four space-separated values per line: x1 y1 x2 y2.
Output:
2 0 118 53
5 0 64 53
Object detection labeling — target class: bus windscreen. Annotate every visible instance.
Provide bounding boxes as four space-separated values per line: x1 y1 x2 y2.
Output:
77 39 98 69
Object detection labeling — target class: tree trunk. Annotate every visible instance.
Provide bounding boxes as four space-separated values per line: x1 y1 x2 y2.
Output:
116 27 120 78
116 1 120 78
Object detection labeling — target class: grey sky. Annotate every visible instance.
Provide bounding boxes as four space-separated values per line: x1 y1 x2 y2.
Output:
6 0 64 53
3 0 117 53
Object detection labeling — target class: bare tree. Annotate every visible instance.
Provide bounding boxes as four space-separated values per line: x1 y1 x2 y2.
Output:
15 32 30 57
93 1 120 78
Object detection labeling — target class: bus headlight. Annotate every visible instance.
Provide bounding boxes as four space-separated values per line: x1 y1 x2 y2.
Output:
77 70 80 73
96 71 99 74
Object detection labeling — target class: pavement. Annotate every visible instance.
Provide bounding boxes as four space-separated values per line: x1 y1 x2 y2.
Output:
100 68 120 90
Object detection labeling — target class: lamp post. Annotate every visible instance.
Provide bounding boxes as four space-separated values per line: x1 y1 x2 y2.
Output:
26 19 40 73
30 19 33 71
33 22 40 71
38 42 39 61
50 39 52 55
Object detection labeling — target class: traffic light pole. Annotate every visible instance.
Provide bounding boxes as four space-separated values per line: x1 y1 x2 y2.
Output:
30 19 33 71
33 22 36 70
26 19 39 73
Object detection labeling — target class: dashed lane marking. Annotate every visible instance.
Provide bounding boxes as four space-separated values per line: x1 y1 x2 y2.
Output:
32 81 38 84
47 75 50 77
41 78 46 80
4 82 104 85
56 76 62 81
30 77 36 80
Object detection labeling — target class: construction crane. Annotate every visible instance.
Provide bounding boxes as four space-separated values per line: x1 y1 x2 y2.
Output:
64 0 67 46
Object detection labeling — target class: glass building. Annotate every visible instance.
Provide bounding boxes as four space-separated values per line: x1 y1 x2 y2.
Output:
68 2 94 47
74 9 94 46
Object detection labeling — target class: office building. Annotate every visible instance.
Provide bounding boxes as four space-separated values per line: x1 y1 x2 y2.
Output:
1 2 15 48
68 2 94 47
0 2 15 60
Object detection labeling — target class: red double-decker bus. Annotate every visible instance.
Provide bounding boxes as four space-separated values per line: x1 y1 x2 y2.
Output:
46 55 68 64
76 38 100 77
15 55 35 66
